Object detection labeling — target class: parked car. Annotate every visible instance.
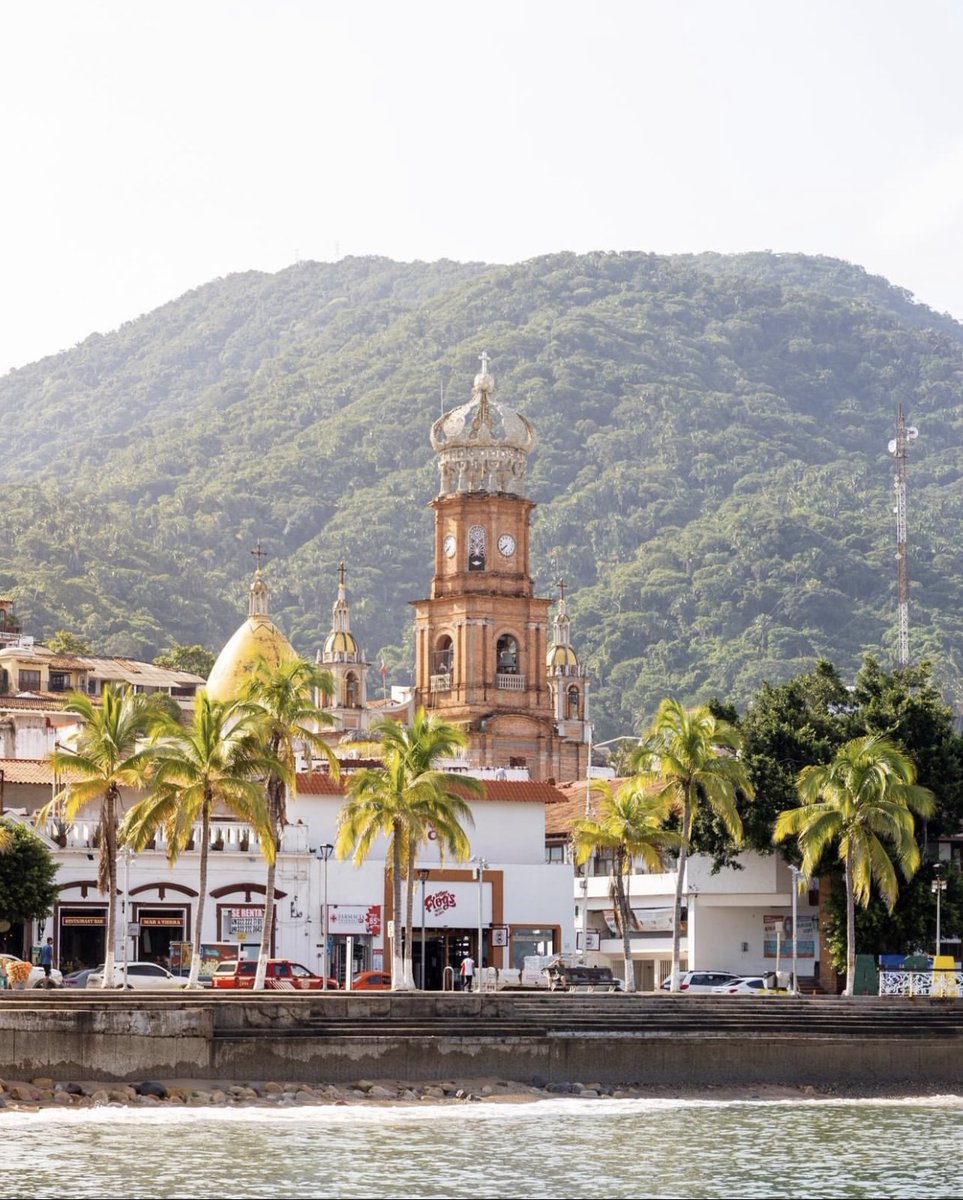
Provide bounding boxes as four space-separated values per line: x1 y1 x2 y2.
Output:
210 959 339 990
86 961 190 990
660 970 742 993
351 970 392 990
0 953 63 989
711 974 790 995
62 967 98 988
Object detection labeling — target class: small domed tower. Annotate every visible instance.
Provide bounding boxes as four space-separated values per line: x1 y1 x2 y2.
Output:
546 581 589 742
318 562 369 733
207 550 297 702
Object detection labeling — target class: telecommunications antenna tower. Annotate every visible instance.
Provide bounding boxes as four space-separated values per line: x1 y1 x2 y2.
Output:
887 405 918 668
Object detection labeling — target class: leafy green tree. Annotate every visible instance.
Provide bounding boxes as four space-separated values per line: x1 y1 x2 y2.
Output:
0 821 58 933
41 686 162 986
153 644 217 678
239 657 339 990
741 657 963 967
631 699 754 992
571 780 679 992
46 630 91 654
336 710 478 990
774 734 935 995
120 693 271 987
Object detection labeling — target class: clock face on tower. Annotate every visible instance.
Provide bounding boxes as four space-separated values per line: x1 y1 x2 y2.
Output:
497 533 516 557
443 534 456 559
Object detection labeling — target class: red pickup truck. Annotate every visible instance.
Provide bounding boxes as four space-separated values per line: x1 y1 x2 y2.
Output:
210 959 339 990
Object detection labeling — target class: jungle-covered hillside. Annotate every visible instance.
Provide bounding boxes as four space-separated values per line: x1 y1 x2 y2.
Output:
2 249 962 738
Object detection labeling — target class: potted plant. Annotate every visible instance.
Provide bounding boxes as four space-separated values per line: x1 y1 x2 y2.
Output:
211 834 224 852
238 832 250 852
52 819 68 849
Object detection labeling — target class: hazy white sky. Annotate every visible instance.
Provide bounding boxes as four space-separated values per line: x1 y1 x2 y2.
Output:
4 0 963 375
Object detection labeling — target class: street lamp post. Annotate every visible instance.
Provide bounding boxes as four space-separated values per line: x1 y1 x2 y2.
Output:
416 868 430 989
316 844 334 988
472 855 487 994
788 864 805 996
933 863 947 957
122 845 134 988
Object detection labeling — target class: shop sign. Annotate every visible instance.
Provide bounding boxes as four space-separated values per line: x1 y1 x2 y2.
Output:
419 883 491 927
326 904 382 936
61 914 106 926
227 907 264 935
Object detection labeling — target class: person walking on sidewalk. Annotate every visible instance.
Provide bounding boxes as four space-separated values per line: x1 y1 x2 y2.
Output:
459 953 475 992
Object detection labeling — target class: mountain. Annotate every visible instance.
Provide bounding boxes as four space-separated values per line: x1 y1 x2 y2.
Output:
2 250 962 738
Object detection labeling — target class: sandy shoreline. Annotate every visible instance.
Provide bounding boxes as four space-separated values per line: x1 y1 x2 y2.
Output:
0 1074 958 1112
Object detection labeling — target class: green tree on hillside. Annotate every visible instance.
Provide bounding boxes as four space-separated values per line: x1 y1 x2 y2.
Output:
153 643 217 678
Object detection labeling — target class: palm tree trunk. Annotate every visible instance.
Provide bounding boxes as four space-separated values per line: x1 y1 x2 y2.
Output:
255 777 283 990
614 851 635 992
845 847 856 996
254 857 277 991
670 795 693 993
101 790 118 988
188 804 211 988
390 825 406 989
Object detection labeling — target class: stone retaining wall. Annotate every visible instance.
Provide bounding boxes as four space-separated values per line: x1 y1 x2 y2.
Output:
1 993 961 1090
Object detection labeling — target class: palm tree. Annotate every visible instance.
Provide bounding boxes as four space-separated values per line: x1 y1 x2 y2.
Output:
571 779 679 992
631 699 754 993
336 710 478 990
378 711 480 987
239 657 339 990
121 692 272 987
39 686 161 987
773 733 934 995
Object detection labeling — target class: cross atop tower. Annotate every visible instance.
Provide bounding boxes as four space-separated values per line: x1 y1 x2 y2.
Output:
479 350 490 376
251 539 267 572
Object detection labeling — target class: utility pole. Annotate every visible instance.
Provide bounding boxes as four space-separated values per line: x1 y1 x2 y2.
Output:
888 405 918 669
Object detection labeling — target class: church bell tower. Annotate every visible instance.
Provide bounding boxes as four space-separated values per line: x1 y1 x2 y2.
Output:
412 354 588 782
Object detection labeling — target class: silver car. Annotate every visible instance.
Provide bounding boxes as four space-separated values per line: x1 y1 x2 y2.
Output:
86 961 190 990
660 970 742 993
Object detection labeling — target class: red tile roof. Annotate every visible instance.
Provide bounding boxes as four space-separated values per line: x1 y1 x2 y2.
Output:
0 758 58 784
294 773 569 805
0 696 72 711
546 778 635 837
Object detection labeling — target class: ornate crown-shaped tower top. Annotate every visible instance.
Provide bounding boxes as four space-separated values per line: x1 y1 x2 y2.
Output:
430 352 535 497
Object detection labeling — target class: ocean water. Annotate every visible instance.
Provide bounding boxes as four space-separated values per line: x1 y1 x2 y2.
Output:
3 1096 960 1199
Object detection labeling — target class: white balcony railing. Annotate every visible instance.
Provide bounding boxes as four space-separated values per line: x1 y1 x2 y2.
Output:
879 970 962 997
430 673 452 692
496 673 526 691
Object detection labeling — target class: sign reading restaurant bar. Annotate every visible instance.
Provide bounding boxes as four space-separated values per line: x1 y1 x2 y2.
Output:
61 914 107 926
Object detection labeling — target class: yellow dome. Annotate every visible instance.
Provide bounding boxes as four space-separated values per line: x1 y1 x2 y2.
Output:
546 643 580 672
206 614 298 702
323 629 359 659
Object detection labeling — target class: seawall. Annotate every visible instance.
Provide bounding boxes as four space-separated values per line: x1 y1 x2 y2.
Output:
2 991 961 1091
